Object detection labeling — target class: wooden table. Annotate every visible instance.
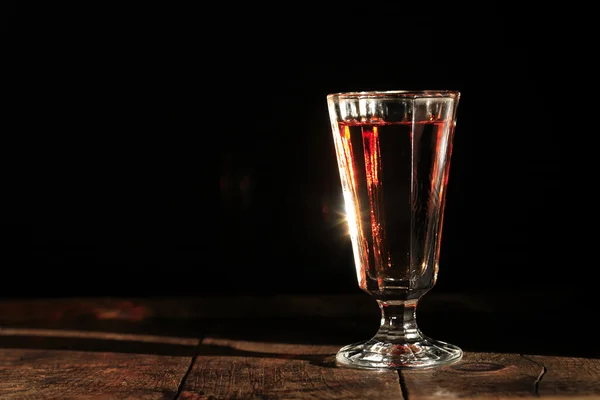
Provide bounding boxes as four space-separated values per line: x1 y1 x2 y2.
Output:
0 290 598 399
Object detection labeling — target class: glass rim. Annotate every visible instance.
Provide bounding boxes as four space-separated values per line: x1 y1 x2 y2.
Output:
327 90 460 100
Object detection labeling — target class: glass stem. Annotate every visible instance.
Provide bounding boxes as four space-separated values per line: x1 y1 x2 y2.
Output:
374 299 424 344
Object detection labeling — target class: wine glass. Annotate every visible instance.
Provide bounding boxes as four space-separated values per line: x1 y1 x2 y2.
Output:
327 90 463 369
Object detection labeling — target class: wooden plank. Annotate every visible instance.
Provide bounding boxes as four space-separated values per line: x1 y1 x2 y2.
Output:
180 337 403 400
400 352 544 399
0 295 379 321
0 327 200 357
0 297 205 354
0 348 192 400
0 298 160 323
526 354 600 398
0 288 590 320
0 327 198 346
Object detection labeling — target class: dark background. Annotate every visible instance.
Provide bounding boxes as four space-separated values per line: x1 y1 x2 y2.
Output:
3 5 584 299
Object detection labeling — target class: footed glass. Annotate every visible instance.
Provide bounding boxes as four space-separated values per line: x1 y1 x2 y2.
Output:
327 90 462 369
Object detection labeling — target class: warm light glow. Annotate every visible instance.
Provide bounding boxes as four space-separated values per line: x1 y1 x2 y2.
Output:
342 192 359 240
331 123 368 289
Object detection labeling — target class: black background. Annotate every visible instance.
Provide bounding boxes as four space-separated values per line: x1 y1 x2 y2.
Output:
3 5 586 299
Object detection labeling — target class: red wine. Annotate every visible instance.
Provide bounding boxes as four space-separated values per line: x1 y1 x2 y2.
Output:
333 120 454 299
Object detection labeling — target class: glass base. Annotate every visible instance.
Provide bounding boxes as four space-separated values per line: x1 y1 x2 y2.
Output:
335 337 463 370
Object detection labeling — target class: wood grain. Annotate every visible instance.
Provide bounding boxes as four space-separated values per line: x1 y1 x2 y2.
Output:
180 337 402 400
400 352 544 399
0 295 379 322
1 296 598 399
0 327 198 346
526 354 600 398
0 348 192 400
0 327 200 357
0 289 590 320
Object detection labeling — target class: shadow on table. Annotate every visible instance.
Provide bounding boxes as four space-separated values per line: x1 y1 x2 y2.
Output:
0 330 199 356
0 312 597 360
202 312 600 360
0 289 597 360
